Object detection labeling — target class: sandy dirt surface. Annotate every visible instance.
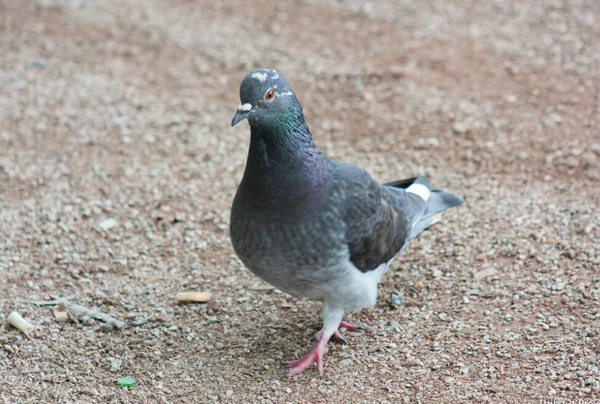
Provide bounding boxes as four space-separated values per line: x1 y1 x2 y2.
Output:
1 0 599 403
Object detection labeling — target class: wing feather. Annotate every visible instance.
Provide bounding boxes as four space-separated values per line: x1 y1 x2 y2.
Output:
335 163 426 272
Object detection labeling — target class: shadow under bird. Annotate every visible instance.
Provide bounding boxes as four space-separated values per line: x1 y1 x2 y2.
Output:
230 69 463 376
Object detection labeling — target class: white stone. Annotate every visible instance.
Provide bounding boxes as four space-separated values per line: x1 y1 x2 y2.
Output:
99 218 118 231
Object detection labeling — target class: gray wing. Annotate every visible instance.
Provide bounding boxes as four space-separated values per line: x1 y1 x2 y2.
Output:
334 163 426 272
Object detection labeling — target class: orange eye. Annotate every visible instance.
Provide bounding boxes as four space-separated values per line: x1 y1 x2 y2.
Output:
265 89 275 100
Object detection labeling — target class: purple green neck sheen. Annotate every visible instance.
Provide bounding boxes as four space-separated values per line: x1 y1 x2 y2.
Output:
241 103 331 209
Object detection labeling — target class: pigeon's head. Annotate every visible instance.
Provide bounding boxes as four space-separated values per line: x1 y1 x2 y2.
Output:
231 69 298 127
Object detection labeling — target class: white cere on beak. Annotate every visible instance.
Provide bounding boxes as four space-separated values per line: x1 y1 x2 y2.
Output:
237 103 253 111
251 72 268 82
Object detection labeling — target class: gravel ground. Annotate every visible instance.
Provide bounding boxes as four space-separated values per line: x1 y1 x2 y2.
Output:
1 0 599 403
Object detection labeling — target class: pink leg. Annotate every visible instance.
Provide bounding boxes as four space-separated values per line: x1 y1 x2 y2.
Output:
285 321 362 376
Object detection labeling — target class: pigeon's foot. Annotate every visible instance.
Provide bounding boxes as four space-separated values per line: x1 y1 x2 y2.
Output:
286 321 362 376
285 332 329 377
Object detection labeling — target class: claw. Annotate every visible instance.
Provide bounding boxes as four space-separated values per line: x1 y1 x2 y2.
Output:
316 353 324 374
331 330 348 345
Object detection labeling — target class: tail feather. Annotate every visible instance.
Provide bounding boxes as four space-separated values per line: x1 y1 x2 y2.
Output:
384 176 430 189
385 175 463 239
409 189 463 238
427 189 464 214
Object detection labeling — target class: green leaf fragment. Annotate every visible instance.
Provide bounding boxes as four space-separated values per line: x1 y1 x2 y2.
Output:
117 376 136 387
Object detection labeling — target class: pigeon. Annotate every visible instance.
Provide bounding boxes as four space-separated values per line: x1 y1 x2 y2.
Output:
230 68 463 376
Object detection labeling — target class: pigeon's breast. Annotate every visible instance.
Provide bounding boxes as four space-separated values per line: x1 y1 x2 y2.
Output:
230 200 348 298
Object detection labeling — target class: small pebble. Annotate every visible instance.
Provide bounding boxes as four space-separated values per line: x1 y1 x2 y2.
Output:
99 218 118 231
389 293 404 307
132 317 150 326
156 313 169 322
207 300 220 314
99 323 115 332
452 122 468 134
338 359 353 367
405 358 423 367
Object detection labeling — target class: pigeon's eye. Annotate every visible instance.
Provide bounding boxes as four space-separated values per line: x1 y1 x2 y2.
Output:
265 89 275 100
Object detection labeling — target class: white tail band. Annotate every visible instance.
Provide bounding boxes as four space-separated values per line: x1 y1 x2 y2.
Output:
407 183 431 201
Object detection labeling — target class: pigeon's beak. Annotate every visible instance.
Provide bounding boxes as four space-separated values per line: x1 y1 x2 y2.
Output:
231 103 254 127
